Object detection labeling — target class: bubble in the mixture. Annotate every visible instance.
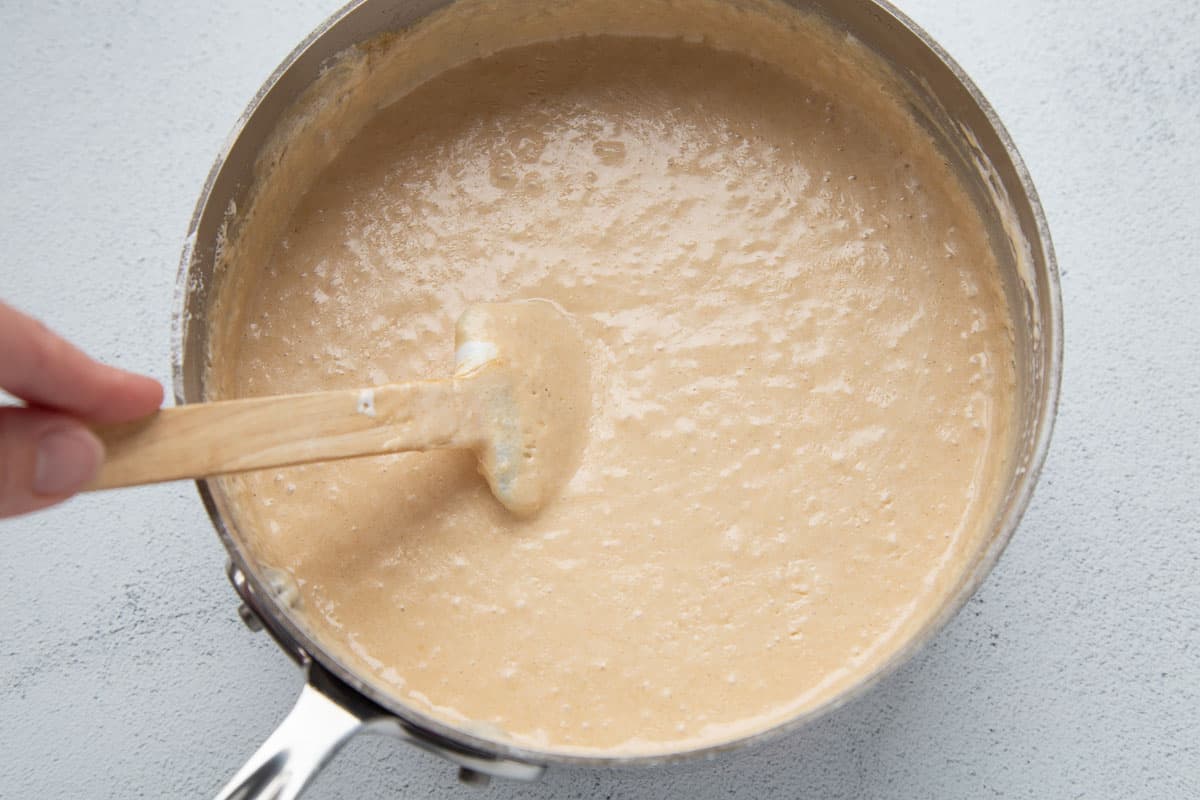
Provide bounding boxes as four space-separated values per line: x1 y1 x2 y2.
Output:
722 526 743 551
592 140 627 165
673 417 697 433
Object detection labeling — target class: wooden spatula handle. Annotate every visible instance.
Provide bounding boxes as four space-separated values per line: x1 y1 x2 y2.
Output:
88 381 464 490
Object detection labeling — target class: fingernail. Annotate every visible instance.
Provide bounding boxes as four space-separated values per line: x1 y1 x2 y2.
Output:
34 427 104 496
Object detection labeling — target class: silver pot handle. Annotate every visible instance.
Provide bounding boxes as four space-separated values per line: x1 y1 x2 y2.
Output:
214 661 545 800
214 671 366 800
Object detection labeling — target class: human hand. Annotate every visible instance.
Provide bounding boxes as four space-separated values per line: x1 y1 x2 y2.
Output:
1 301 163 518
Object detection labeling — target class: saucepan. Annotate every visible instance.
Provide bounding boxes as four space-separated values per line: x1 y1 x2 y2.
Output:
171 0 1062 797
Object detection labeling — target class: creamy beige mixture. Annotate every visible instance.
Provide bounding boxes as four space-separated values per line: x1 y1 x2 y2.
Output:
211 5 1015 756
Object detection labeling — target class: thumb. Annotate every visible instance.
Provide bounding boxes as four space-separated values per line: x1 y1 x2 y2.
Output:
0 407 105 518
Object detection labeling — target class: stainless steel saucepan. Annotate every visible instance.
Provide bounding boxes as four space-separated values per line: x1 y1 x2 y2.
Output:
171 1 1062 797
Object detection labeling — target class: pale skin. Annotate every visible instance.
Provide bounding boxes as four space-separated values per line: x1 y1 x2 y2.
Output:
0 301 162 518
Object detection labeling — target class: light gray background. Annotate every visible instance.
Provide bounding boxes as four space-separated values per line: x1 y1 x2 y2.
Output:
1 0 1196 797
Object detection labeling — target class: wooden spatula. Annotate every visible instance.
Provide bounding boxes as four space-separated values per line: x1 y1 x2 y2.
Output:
88 300 590 515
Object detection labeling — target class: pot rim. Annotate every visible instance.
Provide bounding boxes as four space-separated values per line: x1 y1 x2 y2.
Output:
172 0 1063 768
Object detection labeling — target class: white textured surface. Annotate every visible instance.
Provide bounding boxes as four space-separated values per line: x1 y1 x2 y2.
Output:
1 1 1197 797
